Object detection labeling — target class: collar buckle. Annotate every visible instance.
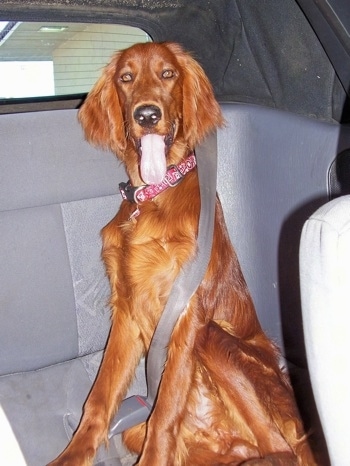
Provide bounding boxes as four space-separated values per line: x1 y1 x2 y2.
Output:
119 181 137 202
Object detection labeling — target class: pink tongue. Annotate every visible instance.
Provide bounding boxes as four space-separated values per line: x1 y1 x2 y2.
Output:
140 134 167 185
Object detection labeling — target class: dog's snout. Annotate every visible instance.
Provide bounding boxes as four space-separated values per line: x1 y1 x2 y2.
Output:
134 105 162 127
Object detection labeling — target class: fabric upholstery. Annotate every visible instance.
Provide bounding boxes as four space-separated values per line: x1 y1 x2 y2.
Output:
0 110 120 212
0 204 78 374
0 108 137 464
61 197 115 357
300 195 350 466
0 352 145 465
218 103 350 360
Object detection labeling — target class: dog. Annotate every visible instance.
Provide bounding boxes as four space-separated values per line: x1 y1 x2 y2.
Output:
49 42 316 465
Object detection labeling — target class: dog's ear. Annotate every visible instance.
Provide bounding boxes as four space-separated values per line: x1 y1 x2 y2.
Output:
78 52 126 154
166 43 224 149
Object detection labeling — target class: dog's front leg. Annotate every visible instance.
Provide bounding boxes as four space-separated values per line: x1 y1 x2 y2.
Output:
48 310 144 466
137 298 201 466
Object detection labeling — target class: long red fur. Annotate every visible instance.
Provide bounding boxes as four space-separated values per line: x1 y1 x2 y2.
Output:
48 42 316 466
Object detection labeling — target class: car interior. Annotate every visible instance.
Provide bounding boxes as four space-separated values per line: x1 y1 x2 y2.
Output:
0 1 349 465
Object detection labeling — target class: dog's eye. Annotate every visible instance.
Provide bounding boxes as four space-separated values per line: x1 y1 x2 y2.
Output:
120 73 133 82
162 69 175 79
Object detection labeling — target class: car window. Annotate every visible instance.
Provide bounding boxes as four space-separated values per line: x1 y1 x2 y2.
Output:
0 22 151 99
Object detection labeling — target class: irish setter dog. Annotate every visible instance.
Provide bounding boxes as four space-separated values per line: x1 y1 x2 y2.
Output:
49 42 316 465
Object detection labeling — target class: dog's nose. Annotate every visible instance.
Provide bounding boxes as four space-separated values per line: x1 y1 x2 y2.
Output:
134 105 162 127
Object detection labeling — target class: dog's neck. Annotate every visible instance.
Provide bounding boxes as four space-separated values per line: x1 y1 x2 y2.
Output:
119 153 196 204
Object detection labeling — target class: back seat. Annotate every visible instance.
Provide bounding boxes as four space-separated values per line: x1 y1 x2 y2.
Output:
1 103 349 464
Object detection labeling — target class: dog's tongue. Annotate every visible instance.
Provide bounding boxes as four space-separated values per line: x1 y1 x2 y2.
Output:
140 134 167 185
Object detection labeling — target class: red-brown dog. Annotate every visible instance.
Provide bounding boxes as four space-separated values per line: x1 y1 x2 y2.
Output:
49 42 316 465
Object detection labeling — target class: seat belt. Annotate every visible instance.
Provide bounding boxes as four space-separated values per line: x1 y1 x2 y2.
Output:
108 131 218 437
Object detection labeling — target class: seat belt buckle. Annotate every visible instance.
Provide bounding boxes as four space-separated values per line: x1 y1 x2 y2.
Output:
108 395 152 438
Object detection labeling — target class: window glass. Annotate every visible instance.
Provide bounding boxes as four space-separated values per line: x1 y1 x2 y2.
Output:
0 22 151 99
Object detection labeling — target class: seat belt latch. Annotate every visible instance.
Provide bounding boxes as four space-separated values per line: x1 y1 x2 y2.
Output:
108 395 152 438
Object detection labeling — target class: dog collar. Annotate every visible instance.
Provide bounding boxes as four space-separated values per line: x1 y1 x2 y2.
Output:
119 153 196 204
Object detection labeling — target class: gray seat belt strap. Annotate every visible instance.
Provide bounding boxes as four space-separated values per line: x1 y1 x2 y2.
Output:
108 131 218 437
146 131 217 404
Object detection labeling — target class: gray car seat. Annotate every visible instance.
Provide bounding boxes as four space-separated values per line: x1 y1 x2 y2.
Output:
1 103 350 465
0 109 145 465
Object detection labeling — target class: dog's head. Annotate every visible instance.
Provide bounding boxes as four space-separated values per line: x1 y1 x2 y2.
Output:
79 42 224 184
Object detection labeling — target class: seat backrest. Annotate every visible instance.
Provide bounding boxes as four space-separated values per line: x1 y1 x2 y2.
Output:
0 109 125 375
2 103 350 377
218 103 350 363
299 195 350 466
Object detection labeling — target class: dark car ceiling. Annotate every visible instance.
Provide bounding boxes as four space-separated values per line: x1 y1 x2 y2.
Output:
0 0 349 122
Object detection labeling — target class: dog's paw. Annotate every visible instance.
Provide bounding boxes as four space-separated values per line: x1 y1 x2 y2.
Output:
47 447 95 466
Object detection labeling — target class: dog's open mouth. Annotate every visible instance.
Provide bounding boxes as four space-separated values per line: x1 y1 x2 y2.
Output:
136 128 174 185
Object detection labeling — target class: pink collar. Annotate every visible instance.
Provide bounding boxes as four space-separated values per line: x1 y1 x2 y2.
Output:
119 153 196 204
